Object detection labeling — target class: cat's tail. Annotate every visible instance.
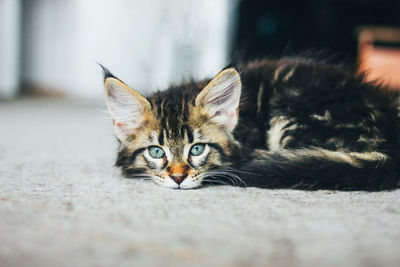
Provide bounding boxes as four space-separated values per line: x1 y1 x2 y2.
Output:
237 148 399 191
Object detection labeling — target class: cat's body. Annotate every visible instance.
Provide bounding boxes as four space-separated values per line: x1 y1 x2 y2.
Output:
103 57 400 191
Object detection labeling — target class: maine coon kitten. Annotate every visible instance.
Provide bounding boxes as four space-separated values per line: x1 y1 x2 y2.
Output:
102 57 400 191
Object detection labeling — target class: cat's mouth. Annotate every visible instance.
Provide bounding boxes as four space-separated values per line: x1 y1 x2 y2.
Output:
152 175 202 189
153 169 246 189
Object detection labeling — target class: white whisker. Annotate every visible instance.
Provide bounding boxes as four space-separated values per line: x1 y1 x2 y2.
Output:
201 170 247 187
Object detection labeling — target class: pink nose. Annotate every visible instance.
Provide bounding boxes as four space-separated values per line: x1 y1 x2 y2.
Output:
170 174 188 185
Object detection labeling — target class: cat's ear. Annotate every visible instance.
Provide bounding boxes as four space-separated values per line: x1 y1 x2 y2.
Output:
103 71 151 141
195 68 242 131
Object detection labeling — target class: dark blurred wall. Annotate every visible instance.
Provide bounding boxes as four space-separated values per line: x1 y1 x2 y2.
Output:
233 0 400 63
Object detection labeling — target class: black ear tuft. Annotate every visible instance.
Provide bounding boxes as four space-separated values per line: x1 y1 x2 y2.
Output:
97 62 117 82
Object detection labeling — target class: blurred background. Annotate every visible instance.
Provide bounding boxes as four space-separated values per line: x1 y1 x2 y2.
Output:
2 2 400 266
0 0 400 100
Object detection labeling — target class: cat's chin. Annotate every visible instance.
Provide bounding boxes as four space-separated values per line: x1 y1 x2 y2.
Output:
179 179 202 190
153 178 180 189
153 177 202 190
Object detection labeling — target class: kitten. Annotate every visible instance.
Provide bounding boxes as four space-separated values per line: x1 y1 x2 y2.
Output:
102 57 400 191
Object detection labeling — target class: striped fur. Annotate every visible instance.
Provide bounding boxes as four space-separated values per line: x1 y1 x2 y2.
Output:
103 57 400 191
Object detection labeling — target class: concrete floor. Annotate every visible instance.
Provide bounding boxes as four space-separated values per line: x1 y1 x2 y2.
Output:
1 98 400 267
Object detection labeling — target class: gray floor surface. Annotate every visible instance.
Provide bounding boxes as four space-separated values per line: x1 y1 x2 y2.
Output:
1 98 400 267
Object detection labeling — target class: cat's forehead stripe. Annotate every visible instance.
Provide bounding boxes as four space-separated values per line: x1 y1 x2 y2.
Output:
158 130 165 146
181 125 194 143
149 90 196 140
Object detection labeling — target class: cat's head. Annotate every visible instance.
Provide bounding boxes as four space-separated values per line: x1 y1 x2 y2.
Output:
103 66 242 189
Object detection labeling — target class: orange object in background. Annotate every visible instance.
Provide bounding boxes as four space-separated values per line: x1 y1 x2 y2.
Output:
357 26 400 90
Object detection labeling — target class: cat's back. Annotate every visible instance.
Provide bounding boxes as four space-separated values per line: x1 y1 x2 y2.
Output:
237 56 399 117
235 57 400 153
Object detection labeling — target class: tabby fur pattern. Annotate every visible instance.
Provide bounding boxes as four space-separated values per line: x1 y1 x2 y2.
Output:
102 57 400 191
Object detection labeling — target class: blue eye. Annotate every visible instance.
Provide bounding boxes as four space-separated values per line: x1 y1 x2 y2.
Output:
148 146 165 158
190 144 205 156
